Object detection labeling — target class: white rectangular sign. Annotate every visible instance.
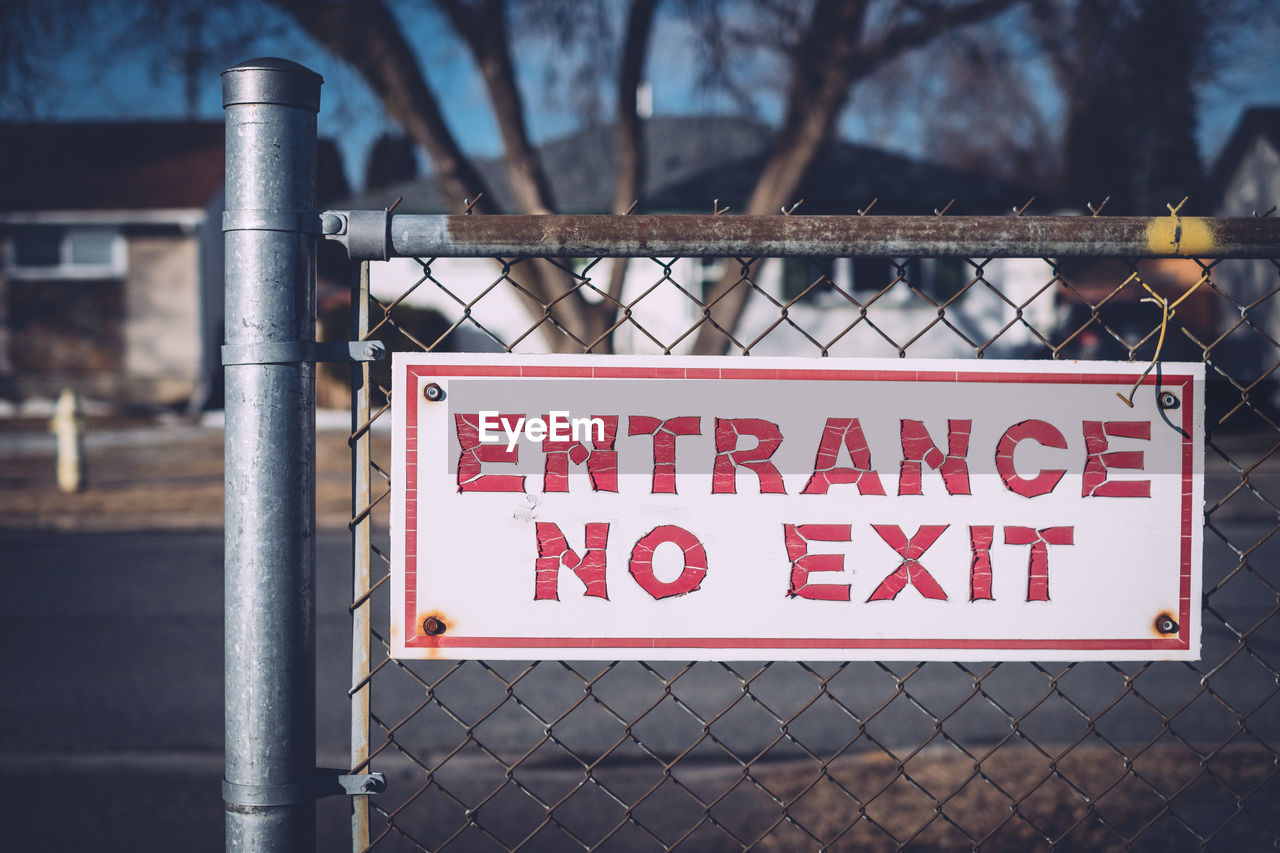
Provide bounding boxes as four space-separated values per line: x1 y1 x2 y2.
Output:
391 355 1202 661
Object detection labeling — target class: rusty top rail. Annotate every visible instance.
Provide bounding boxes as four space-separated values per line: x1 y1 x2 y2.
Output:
320 212 1280 261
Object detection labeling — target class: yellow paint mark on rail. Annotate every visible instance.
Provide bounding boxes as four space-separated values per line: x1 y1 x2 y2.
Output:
1146 217 1214 255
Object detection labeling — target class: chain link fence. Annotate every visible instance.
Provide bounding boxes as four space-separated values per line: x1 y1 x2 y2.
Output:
340 217 1280 851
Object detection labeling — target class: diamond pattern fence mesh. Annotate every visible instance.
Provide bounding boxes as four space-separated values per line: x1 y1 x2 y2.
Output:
335 216 1280 851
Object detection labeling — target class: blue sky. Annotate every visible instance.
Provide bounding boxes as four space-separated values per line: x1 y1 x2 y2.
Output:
7 1 1278 195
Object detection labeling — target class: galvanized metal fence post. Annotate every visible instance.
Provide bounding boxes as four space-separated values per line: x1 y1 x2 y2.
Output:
221 58 322 852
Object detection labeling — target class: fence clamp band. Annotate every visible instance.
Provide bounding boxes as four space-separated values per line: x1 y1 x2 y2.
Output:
222 209 323 235
321 208 391 261
221 340 387 366
223 771 387 807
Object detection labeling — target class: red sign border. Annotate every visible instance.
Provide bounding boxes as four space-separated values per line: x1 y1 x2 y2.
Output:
399 363 1196 654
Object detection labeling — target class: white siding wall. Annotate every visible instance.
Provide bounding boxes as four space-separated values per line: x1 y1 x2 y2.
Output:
372 254 1058 358
124 235 200 400
1215 137 1280 385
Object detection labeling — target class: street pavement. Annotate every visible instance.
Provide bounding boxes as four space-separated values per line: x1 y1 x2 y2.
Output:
1 514 1277 850
1 420 1278 850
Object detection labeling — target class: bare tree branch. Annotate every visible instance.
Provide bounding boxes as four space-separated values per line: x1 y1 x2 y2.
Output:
275 0 611 350
436 0 557 215
270 0 498 215
605 0 661 324
862 0 1025 67
692 0 1024 354
433 0 614 351
275 0 1019 354
612 0 660 218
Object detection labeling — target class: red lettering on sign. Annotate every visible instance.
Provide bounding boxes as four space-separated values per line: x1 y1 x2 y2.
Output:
713 418 786 494
969 525 995 601
801 418 886 495
1082 420 1151 498
899 419 972 495
541 415 619 493
533 521 610 601
455 413 526 493
1004 526 1074 601
628 525 708 600
867 524 949 602
629 416 701 494
783 523 852 601
996 419 1067 498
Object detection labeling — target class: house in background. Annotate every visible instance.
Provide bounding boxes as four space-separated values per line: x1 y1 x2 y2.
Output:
4 111 1270 410
346 116 1056 358
0 122 350 413
0 122 225 410
1212 106 1280 394
1216 107 1280 218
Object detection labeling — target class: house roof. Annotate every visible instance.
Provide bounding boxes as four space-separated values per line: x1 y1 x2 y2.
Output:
346 115 1044 215
0 121 226 212
0 120 351 216
1211 106 1280 197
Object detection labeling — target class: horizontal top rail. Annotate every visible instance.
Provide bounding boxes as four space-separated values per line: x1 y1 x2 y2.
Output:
319 212 1280 261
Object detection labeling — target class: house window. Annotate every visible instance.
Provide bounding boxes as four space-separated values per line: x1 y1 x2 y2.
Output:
6 226 126 279
860 258 966 301
851 259 894 296
782 257 835 303
917 258 968 300
697 257 724 301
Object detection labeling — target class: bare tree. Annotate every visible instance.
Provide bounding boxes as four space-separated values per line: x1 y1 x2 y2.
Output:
689 0 1023 353
605 0 660 314
0 0 300 116
850 8 1060 191
270 0 1030 354
837 0 1274 210
271 0 659 351
1 0 1026 353
1031 0 1208 215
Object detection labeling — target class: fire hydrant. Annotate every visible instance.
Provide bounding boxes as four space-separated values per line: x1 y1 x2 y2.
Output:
50 387 85 494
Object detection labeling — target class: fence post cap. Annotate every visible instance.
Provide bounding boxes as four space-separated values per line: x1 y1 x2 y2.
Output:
222 57 322 111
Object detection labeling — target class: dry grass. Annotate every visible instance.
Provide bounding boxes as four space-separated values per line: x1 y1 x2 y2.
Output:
745 742 1278 851
0 419 385 531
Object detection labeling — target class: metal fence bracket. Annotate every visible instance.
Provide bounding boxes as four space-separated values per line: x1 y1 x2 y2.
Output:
321 208 391 261
221 340 386 366
221 209 323 235
223 771 387 807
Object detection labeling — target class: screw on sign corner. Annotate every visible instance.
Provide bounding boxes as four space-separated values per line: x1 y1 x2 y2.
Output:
1158 391 1180 410
422 616 447 636
423 382 445 402
1155 613 1179 635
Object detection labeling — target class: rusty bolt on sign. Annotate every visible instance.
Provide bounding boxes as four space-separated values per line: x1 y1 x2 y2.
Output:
1156 614 1179 634
424 382 445 402
423 616 447 636
1158 391 1180 410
